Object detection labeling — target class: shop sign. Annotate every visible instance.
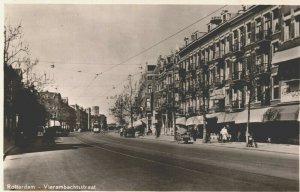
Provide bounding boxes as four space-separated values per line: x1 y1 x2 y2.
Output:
280 80 300 103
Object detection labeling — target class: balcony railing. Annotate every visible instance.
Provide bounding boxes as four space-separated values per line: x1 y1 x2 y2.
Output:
214 76 224 86
213 50 225 60
232 41 244 53
255 63 269 74
232 71 245 81
232 100 244 109
212 105 225 112
200 59 207 66
255 29 272 42
188 106 194 113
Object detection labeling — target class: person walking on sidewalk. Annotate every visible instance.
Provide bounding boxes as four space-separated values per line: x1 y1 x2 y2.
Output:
220 126 229 143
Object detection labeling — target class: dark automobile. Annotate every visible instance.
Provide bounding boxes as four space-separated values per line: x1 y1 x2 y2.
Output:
124 127 135 138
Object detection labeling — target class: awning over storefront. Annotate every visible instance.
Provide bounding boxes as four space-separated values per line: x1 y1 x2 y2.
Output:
264 104 300 121
223 113 239 123
235 107 271 124
176 117 186 125
186 116 203 125
206 112 224 122
272 46 300 65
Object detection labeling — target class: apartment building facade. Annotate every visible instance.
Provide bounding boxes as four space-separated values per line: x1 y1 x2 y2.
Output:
175 5 299 144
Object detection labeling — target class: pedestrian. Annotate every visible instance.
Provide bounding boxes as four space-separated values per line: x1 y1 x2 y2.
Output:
220 126 228 143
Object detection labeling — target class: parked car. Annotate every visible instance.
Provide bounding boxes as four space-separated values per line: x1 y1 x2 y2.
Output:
124 127 135 138
175 126 193 144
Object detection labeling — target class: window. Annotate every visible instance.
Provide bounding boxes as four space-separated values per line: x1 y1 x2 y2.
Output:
264 13 272 31
146 98 150 108
256 86 262 102
295 15 300 37
272 42 279 54
256 56 262 67
148 85 152 93
284 19 292 41
225 36 230 53
147 76 152 81
272 76 280 99
246 23 251 45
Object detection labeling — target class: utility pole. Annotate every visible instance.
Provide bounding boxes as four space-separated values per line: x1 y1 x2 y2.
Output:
128 75 133 128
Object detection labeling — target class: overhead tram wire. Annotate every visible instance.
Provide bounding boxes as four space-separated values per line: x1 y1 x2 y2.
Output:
69 5 228 101
86 71 143 100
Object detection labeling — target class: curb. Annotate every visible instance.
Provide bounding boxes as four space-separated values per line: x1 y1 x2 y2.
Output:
137 135 299 155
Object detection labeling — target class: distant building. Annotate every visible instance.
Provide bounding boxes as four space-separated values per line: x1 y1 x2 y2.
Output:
70 104 89 131
136 64 156 132
91 106 99 116
38 91 76 129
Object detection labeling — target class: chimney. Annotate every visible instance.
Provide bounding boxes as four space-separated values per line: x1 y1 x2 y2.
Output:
184 37 189 46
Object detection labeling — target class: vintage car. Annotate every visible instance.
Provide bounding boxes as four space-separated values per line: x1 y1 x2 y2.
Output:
175 126 193 144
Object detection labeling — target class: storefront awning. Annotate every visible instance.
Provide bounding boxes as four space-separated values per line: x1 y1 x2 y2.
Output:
223 113 239 123
205 112 223 122
272 46 300 65
235 107 271 124
264 104 299 121
186 116 203 125
176 117 186 125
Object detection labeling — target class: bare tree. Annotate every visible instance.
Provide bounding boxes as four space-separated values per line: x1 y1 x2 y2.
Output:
4 24 54 91
4 24 29 67
109 75 139 127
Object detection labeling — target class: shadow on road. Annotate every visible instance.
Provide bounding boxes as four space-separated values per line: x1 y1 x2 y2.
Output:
7 136 91 156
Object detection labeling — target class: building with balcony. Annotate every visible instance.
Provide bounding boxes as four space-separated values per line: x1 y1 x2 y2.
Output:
136 64 156 132
175 5 299 144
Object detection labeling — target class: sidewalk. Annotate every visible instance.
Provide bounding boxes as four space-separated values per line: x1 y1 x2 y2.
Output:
112 132 299 155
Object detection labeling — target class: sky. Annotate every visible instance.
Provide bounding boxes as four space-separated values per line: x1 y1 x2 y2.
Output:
4 4 241 123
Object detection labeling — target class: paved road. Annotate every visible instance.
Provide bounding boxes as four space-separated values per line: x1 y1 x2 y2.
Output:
4 132 299 191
